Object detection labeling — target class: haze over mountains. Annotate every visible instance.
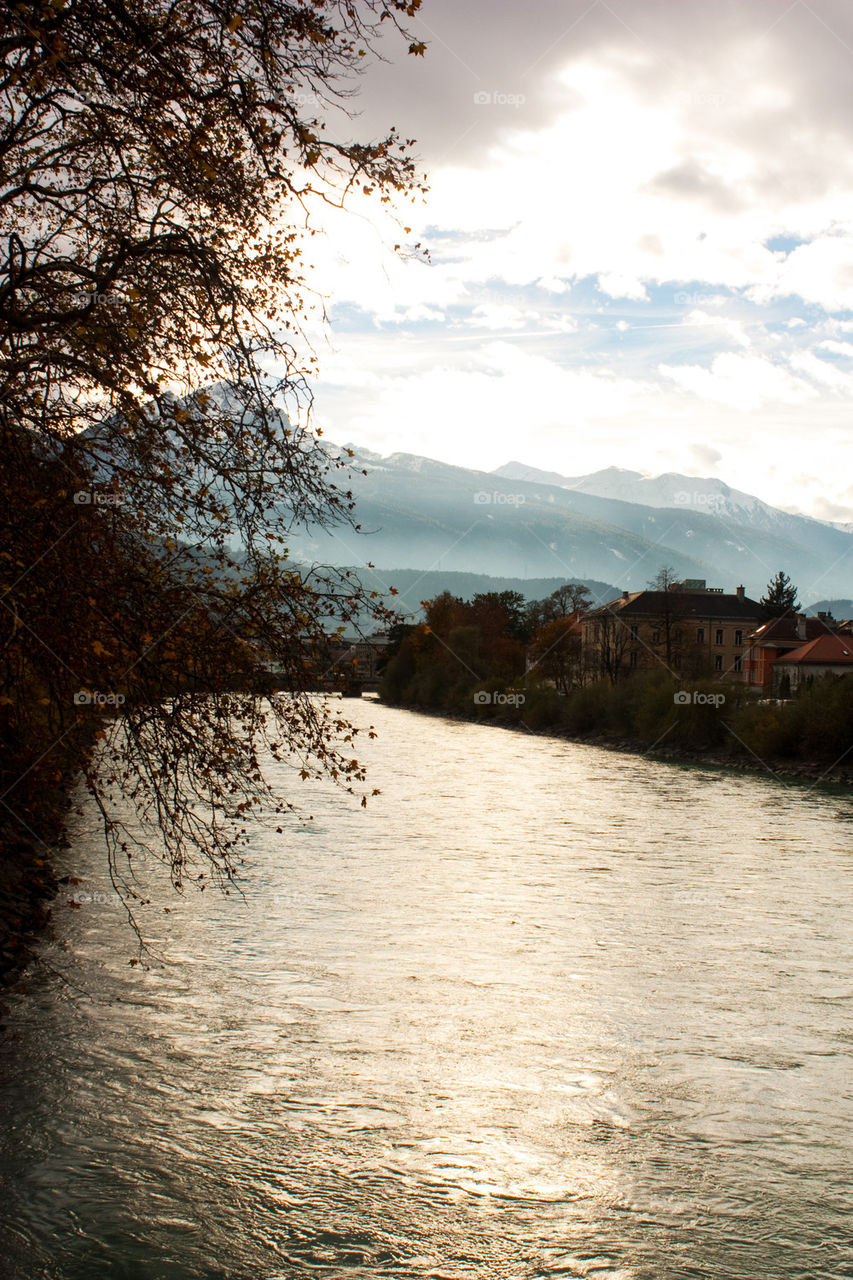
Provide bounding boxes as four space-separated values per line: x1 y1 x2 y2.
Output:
90 385 851 610
289 444 853 606
494 462 813 532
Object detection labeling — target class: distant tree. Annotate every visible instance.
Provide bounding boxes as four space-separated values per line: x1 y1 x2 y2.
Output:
528 617 582 694
647 567 679 592
0 0 427 935
585 607 629 684
646 565 688 670
472 591 529 643
549 582 593 618
380 591 529 707
760 571 800 620
526 582 592 630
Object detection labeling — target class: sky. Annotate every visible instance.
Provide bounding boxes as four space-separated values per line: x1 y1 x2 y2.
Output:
296 0 853 523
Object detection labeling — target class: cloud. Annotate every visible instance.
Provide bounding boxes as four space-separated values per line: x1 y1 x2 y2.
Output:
789 349 853 392
689 444 723 470
658 353 814 411
819 338 853 356
295 1 853 523
685 310 751 348
809 494 853 523
647 159 746 214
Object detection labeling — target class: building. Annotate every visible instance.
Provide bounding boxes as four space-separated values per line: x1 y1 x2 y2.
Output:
581 581 762 683
327 632 391 690
771 632 853 695
743 613 837 693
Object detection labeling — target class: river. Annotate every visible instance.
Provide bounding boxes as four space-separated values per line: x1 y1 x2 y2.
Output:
1 701 853 1279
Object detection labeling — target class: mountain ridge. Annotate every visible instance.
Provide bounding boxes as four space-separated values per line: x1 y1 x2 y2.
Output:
303 443 852 603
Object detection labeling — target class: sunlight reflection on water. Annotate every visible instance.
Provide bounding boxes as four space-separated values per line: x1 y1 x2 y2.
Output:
2 702 853 1278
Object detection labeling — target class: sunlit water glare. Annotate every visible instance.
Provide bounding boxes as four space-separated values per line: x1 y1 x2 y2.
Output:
2 702 853 1278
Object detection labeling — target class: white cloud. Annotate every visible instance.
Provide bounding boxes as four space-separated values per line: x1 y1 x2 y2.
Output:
819 339 853 357
294 13 853 523
685 310 751 348
789 349 853 392
659 353 814 411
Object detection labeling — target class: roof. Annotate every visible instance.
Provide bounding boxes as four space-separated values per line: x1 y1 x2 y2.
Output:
748 616 834 646
586 589 762 622
774 633 853 666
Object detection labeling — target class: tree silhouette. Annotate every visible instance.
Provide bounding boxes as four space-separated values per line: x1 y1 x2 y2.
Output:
760 571 800 620
645 565 691 671
0 0 426 937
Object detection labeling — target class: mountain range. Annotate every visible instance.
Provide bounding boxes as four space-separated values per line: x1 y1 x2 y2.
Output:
87 384 852 609
285 445 853 606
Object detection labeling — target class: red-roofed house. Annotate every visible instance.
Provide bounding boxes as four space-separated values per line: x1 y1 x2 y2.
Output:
743 614 837 692
772 632 853 694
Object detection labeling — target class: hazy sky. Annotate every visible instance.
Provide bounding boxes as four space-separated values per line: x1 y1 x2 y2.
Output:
300 0 853 522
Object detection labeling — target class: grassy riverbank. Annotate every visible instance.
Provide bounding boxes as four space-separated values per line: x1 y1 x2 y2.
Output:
381 662 853 787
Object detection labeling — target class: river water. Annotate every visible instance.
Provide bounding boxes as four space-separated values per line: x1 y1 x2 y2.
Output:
2 701 853 1279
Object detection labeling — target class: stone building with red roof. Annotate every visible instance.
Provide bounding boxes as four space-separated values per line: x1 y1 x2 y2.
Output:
743 613 837 693
772 632 853 694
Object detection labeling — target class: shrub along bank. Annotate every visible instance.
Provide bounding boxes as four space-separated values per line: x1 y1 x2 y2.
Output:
380 606 853 777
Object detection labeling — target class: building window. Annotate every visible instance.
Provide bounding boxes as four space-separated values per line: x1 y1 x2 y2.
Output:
630 625 638 639
630 650 638 667
651 629 660 644
696 627 705 644
714 654 723 671
734 655 742 673
735 630 743 646
715 628 724 645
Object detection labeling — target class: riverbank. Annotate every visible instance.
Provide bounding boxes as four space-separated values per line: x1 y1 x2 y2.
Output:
0 734 92 993
388 700 853 789
0 830 58 991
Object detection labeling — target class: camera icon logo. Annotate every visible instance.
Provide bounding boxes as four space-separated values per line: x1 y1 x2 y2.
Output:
473 491 492 505
73 690 92 705
73 491 91 504
473 91 491 105
473 690 492 705
673 690 691 705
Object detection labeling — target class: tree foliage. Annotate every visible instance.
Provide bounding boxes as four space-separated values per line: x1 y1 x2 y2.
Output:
381 582 597 707
0 0 426 933
527 616 582 694
381 590 527 708
525 581 591 632
760 570 800 620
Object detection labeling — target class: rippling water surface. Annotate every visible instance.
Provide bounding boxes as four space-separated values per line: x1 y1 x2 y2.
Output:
2 702 853 1279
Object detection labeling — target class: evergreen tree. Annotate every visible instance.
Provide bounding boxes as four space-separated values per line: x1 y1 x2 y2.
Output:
760 571 800 620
